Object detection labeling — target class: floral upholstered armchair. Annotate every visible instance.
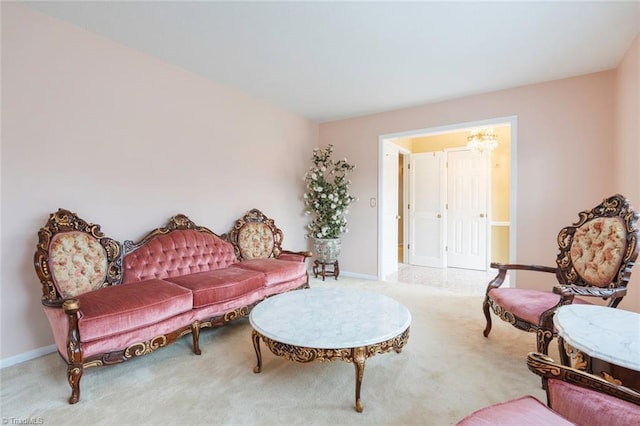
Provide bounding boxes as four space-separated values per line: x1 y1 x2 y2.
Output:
226 208 312 263
483 194 639 354
457 352 640 425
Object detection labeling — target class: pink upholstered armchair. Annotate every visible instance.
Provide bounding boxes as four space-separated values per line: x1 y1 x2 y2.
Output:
457 352 640 426
482 194 639 354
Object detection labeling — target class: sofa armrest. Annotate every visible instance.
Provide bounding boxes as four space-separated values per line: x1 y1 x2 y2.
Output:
278 250 312 262
62 299 82 364
62 298 83 404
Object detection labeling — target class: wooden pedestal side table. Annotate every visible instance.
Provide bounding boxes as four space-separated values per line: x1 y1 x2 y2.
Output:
554 304 640 392
313 259 339 281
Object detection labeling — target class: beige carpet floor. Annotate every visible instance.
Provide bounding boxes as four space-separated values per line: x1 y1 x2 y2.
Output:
1 276 558 425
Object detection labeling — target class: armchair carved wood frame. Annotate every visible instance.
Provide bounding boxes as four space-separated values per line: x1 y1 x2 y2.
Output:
482 194 639 354
457 352 640 425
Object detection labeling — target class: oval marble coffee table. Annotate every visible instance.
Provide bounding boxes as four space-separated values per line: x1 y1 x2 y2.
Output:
250 287 411 412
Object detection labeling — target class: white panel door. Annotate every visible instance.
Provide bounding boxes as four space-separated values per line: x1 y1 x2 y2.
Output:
409 152 446 268
447 150 488 270
381 143 399 277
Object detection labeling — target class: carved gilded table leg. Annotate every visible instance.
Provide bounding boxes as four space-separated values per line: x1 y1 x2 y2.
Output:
353 347 366 413
252 330 263 374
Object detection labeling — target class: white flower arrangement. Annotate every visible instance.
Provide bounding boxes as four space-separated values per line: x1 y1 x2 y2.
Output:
303 145 356 239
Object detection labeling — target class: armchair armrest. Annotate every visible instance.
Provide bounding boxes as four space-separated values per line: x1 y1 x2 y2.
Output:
487 262 558 289
553 284 627 300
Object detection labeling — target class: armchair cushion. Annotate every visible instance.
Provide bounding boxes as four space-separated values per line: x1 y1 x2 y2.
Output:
570 217 626 287
76 279 193 342
230 259 306 286
456 395 573 426
548 378 640 426
488 288 591 325
164 268 264 308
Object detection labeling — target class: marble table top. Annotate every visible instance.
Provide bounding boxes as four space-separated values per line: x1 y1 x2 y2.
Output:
249 287 411 349
554 304 640 371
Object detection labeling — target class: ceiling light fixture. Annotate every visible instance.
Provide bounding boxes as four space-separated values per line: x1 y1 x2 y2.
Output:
467 128 498 153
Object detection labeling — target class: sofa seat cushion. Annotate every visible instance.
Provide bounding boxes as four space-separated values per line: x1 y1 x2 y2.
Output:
230 259 306 286
456 395 573 425
76 279 193 342
164 268 264 308
488 288 591 325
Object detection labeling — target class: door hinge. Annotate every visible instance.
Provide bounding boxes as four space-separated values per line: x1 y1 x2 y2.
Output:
445 246 448 252
407 243 410 249
407 204 410 210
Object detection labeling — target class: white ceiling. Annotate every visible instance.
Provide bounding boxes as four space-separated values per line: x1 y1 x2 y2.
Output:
25 1 640 123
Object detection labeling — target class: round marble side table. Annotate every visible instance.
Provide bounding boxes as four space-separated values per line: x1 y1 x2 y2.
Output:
554 304 640 391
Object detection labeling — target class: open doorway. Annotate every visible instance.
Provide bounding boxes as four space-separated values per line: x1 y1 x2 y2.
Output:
378 116 517 281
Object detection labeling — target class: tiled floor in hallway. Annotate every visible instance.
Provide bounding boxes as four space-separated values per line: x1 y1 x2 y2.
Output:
384 263 505 296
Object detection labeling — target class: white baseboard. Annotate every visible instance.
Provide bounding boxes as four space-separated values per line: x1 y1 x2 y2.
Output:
0 344 56 369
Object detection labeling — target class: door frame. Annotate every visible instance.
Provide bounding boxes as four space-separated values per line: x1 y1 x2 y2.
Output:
378 115 518 282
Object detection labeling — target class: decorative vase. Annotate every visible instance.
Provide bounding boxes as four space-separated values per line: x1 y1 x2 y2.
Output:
313 238 341 263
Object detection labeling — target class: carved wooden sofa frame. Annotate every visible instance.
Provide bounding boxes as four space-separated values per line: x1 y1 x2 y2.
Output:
35 208 310 404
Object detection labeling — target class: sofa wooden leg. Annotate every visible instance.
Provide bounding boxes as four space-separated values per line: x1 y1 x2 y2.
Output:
67 364 83 404
192 320 201 355
63 299 83 404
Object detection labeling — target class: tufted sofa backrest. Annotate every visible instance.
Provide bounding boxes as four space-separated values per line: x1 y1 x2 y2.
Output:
122 228 237 284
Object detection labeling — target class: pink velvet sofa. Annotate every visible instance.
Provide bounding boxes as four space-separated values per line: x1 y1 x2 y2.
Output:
457 353 640 426
34 208 310 404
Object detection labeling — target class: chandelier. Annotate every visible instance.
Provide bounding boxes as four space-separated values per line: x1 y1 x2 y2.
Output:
467 129 498 153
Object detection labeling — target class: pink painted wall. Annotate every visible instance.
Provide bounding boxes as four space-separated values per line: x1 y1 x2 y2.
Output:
1 4 318 361
1 3 638 364
320 68 640 309
613 34 640 313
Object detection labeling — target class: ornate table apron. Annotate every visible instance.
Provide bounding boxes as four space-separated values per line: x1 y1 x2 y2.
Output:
252 327 410 412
